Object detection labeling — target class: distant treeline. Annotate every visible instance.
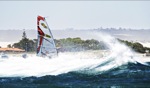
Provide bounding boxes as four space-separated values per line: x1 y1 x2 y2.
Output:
6 37 150 53
8 37 108 52
54 37 107 52
118 39 150 53
5 30 150 53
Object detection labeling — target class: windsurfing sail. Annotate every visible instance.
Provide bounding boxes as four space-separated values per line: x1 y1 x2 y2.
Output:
37 16 58 57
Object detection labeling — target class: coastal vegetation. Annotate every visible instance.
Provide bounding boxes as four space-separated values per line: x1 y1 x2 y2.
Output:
118 39 150 53
7 30 36 52
9 37 150 53
54 37 107 52
10 37 107 52
6 30 150 53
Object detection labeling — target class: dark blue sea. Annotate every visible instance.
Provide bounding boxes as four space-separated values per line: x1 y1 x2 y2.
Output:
0 61 150 88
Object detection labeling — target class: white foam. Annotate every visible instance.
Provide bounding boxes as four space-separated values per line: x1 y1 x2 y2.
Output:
0 53 105 77
0 32 146 77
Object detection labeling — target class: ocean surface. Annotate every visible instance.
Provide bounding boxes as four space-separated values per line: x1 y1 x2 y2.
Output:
0 52 150 88
0 32 150 88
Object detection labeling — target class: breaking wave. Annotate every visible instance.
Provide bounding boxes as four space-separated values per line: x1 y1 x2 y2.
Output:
0 32 149 78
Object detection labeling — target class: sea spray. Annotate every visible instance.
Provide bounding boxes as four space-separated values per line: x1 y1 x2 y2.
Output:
88 31 136 62
0 32 144 77
77 31 138 74
0 53 105 77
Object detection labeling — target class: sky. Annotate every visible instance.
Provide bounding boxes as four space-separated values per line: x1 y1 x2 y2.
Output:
0 1 150 30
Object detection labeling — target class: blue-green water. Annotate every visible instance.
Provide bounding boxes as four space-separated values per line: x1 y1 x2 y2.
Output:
1 33 150 87
0 62 150 88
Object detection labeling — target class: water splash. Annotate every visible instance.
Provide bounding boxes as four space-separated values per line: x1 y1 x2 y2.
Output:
0 53 104 77
0 32 147 77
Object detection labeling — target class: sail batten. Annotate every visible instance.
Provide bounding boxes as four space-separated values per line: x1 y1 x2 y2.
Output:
37 16 57 57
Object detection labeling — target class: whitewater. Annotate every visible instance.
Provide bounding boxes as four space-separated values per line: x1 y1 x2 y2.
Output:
0 32 149 78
